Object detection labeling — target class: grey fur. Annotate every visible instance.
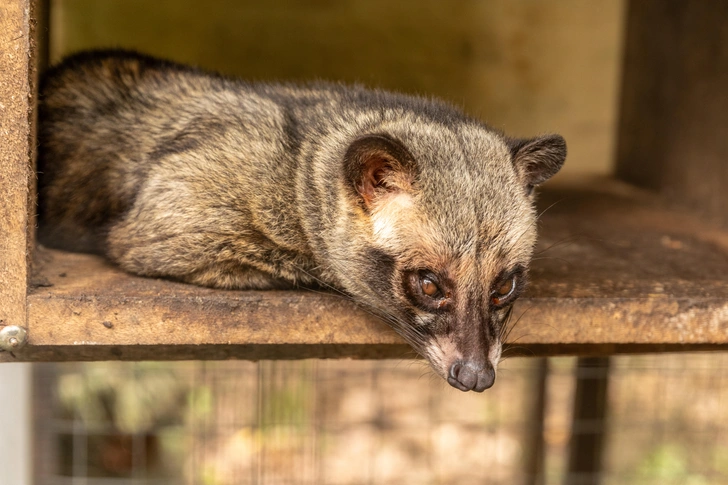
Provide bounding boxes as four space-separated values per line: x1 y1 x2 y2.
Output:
38 50 566 392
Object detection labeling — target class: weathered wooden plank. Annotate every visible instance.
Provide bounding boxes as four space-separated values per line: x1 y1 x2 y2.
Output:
27 250 403 347
3 177 726 361
0 0 31 334
505 179 728 350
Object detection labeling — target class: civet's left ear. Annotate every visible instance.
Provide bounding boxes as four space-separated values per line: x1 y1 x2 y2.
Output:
508 134 567 195
343 133 417 211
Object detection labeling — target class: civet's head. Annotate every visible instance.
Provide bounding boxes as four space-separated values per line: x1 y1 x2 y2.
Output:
338 121 566 392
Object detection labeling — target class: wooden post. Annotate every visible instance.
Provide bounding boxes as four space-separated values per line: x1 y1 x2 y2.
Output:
0 363 32 485
616 0 728 228
565 357 610 485
525 358 549 485
0 0 32 336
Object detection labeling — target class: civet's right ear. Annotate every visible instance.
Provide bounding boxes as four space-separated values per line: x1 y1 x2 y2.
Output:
343 134 417 210
508 134 567 195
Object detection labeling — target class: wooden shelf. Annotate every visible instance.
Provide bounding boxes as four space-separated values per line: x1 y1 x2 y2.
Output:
8 177 728 362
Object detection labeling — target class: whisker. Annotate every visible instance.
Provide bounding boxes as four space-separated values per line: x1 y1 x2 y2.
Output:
536 197 568 223
501 304 534 344
535 233 610 256
319 258 431 345
511 197 569 249
533 233 585 255
530 256 573 266
290 262 411 334
499 306 515 340
500 345 535 359
504 333 535 348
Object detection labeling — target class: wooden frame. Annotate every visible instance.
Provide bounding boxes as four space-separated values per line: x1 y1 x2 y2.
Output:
0 0 32 346
2 0 728 363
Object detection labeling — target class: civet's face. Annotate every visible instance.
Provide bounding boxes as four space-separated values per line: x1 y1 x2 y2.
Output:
341 126 565 392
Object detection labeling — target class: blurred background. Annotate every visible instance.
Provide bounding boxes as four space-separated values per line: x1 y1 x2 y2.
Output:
33 356 728 485
19 0 728 484
48 0 623 177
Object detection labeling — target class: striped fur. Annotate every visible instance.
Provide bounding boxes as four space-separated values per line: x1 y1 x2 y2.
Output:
38 50 566 391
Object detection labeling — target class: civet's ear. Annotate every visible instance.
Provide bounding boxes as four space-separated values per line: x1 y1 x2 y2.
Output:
508 134 566 195
344 134 417 210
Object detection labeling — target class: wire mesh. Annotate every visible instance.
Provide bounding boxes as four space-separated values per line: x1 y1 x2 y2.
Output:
33 353 728 485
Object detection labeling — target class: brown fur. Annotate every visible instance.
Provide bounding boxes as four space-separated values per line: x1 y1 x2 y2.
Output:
38 50 566 392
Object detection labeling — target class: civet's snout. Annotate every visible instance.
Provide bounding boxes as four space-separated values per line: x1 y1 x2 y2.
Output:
447 360 496 393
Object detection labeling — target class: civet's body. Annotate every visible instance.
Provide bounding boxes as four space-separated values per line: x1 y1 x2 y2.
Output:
38 51 566 392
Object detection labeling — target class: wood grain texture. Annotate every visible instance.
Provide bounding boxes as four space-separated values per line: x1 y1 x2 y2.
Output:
3 177 727 362
515 178 728 348
0 0 31 333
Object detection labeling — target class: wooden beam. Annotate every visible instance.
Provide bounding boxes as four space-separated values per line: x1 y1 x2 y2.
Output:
2 177 725 361
0 0 32 334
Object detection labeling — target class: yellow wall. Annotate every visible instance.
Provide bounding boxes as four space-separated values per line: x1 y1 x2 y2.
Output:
51 0 625 176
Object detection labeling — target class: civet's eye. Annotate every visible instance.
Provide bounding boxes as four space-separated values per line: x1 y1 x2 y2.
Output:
404 270 452 312
491 275 516 307
420 276 440 297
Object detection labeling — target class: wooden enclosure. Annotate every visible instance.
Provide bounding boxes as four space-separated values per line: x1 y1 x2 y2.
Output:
1 0 728 363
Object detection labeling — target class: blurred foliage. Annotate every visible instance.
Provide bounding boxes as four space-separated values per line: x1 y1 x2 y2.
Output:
187 384 214 423
58 362 188 433
51 355 728 484
635 444 709 485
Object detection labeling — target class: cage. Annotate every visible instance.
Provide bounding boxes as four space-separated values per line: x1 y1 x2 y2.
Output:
1 0 728 483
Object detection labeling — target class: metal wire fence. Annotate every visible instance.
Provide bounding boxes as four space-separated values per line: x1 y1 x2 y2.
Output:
33 353 728 485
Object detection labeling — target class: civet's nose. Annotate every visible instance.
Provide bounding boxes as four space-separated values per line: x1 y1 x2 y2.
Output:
447 361 496 392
